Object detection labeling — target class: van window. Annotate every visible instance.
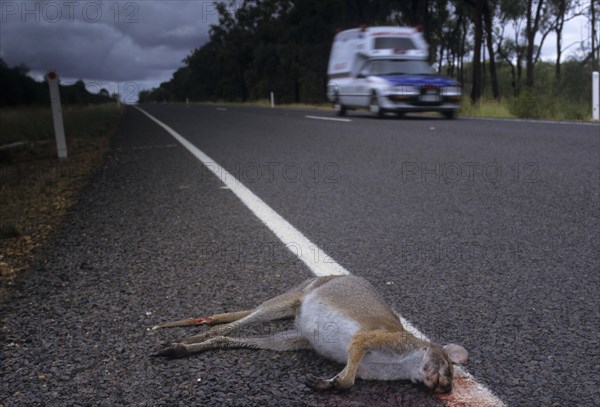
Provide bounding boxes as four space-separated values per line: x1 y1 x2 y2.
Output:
374 37 416 50
358 61 372 77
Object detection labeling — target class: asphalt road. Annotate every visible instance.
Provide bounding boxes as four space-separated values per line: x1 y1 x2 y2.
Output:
1 105 598 406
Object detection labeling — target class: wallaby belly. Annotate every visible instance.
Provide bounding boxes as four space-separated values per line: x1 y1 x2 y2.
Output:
296 289 361 364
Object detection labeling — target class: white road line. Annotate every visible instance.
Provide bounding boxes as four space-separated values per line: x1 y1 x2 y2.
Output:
305 115 352 122
216 107 228 111
135 106 347 277
135 106 506 407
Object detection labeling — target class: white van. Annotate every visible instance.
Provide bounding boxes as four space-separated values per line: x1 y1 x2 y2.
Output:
326 26 461 119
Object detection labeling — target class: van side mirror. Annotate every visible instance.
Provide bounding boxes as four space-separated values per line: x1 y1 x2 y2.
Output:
356 73 366 79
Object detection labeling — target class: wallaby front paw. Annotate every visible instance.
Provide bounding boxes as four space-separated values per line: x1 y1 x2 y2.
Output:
305 374 334 391
151 343 188 358
331 377 353 391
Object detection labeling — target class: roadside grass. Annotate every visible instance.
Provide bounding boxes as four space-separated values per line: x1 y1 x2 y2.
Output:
0 103 123 146
190 96 593 122
460 98 515 119
0 103 124 290
245 99 333 110
193 99 333 111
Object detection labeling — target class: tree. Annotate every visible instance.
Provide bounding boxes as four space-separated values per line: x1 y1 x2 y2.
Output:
471 0 484 103
483 0 500 98
554 0 569 80
494 0 555 89
523 0 560 87
496 20 525 97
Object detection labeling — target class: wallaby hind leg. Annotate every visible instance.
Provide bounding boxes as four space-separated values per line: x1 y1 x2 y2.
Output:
153 330 311 358
157 291 303 349
180 291 302 344
153 277 322 331
152 310 252 330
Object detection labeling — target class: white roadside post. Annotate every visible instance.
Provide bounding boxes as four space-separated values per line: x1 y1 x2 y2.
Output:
593 71 599 121
46 71 68 160
270 91 275 108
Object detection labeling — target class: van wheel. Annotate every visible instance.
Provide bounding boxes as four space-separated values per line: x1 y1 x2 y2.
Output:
333 94 347 116
369 93 384 117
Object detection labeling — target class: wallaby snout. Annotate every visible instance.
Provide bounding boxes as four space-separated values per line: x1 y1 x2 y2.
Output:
421 361 454 394
421 343 469 394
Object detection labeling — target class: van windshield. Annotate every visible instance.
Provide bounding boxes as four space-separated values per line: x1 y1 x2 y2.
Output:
373 37 416 50
369 60 434 76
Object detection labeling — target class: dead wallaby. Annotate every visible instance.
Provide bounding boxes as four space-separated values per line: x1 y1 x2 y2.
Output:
151 275 468 393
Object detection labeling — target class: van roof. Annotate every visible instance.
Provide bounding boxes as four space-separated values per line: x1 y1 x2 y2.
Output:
327 26 429 76
334 26 419 41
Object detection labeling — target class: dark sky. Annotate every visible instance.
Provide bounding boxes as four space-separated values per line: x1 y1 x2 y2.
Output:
0 1 227 102
0 1 588 103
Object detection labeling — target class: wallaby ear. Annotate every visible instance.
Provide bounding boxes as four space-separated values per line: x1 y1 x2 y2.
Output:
443 344 469 365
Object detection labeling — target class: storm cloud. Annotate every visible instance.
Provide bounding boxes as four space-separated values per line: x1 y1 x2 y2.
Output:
0 1 228 100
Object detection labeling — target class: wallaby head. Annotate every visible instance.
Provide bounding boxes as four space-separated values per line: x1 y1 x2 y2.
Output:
418 343 469 393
